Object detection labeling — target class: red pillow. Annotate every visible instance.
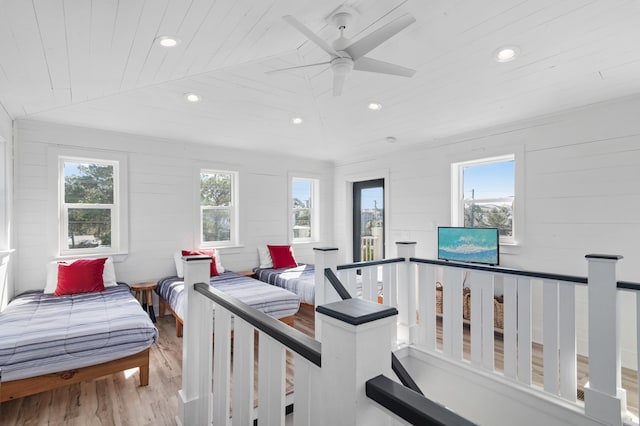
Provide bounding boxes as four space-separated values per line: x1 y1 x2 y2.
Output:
54 258 107 296
267 245 298 269
181 249 219 277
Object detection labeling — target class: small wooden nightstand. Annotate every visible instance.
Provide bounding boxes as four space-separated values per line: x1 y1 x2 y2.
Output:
236 270 256 278
131 281 157 323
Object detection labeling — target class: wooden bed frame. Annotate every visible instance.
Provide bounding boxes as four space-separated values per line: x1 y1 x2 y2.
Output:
0 347 150 402
158 295 295 337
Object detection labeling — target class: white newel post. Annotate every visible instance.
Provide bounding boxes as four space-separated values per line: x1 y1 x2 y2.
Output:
584 254 627 426
177 256 214 426
317 298 398 426
396 242 416 345
313 247 338 340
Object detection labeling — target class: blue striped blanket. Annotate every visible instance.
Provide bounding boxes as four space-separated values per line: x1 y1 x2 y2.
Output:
253 264 316 305
0 284 158 382
156 271 300 321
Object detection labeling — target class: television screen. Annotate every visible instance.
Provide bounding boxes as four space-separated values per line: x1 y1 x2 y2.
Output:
437 227 500 266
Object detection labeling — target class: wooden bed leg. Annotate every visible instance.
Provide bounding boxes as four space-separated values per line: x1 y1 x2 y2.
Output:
158 297 167 317
176 318 183 337
139 364 149 386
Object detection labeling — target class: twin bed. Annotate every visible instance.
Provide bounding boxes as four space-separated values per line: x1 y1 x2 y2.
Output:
156 271 301 336
0 282 158 402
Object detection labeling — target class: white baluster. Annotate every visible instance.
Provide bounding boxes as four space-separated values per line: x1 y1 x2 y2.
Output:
503 276 518 380
212 307 232 426
469 273 481 367
481 273 495 371
517 278 532 385
362 266 375 301
416 264 437 351
232 319 254 425
258 332 286 426
559 283 577 402
443 267 464 359
293 356 323 426
543 280 559 395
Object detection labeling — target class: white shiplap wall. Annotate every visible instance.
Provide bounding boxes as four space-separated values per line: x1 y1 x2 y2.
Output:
333 94 640 367
12 119 333 294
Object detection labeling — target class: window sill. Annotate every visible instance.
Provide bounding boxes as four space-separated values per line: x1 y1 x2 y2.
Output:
56 252 129 262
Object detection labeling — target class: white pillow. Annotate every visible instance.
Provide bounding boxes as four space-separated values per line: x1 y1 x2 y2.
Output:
258 246 273 268
215 250 225 273
44 257 117 294
174 249 225 279
174 251 184 278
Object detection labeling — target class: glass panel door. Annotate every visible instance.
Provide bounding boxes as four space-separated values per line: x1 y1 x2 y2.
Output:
353 179 384 262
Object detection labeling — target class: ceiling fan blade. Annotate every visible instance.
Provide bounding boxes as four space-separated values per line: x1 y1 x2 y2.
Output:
333 71 347 96
345 14 416 60
265 61 330 75
283 15 341 58
353 56 415 77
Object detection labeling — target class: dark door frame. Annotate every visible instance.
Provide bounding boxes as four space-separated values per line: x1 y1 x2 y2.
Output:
352 178 385 262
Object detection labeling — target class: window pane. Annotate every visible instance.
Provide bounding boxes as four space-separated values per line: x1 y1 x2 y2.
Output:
293 180 312 208
463 201 513 237
201 172 231 207
203 209 231 242
64 162 114 204
463 160 514 200
293 209 311 239
67 208 111 249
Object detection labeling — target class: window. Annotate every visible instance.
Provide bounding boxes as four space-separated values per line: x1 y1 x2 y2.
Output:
200 170 238 246
452 155 515 244
291 177 318 242
60 157 121 255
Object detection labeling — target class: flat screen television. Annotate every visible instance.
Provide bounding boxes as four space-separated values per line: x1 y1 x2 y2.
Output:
437 227 500 266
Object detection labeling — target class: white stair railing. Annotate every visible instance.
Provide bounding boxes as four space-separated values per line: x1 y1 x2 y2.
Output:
179 254 454 426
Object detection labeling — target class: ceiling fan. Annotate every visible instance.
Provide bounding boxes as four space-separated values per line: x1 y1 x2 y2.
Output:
270 9 416 96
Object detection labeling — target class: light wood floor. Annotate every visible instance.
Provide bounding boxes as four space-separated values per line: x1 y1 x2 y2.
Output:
0 307 637 425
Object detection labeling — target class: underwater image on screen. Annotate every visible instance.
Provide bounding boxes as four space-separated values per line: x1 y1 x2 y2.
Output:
438 227 499 265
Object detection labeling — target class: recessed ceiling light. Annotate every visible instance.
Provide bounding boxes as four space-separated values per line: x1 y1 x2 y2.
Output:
368 102 383 111
156 35 180 48
184 93 201 102
291 117 303 124
494 46 519 62
385 136 397 144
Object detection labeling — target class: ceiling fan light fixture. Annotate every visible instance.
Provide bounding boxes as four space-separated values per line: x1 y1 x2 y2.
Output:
156 35 180 48
184 93 201 103
291 117 303 124
494 46 519 62
368 102 383 111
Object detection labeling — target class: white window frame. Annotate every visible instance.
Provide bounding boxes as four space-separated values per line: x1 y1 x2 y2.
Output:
199 169 239 248
51 149 129 258
451 153 520 245
289 176 319 243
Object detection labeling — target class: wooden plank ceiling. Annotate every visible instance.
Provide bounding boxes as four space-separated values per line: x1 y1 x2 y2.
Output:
1 0 639 161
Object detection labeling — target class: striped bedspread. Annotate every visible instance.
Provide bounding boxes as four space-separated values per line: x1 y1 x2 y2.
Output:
0 284 158 382
156 271 300 321
253 264 316 305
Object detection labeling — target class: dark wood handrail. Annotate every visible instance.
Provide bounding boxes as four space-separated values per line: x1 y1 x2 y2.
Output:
194 282 322 367
337 257 405 271
410 257 588 284
410 257 640 290
366 375 477 426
